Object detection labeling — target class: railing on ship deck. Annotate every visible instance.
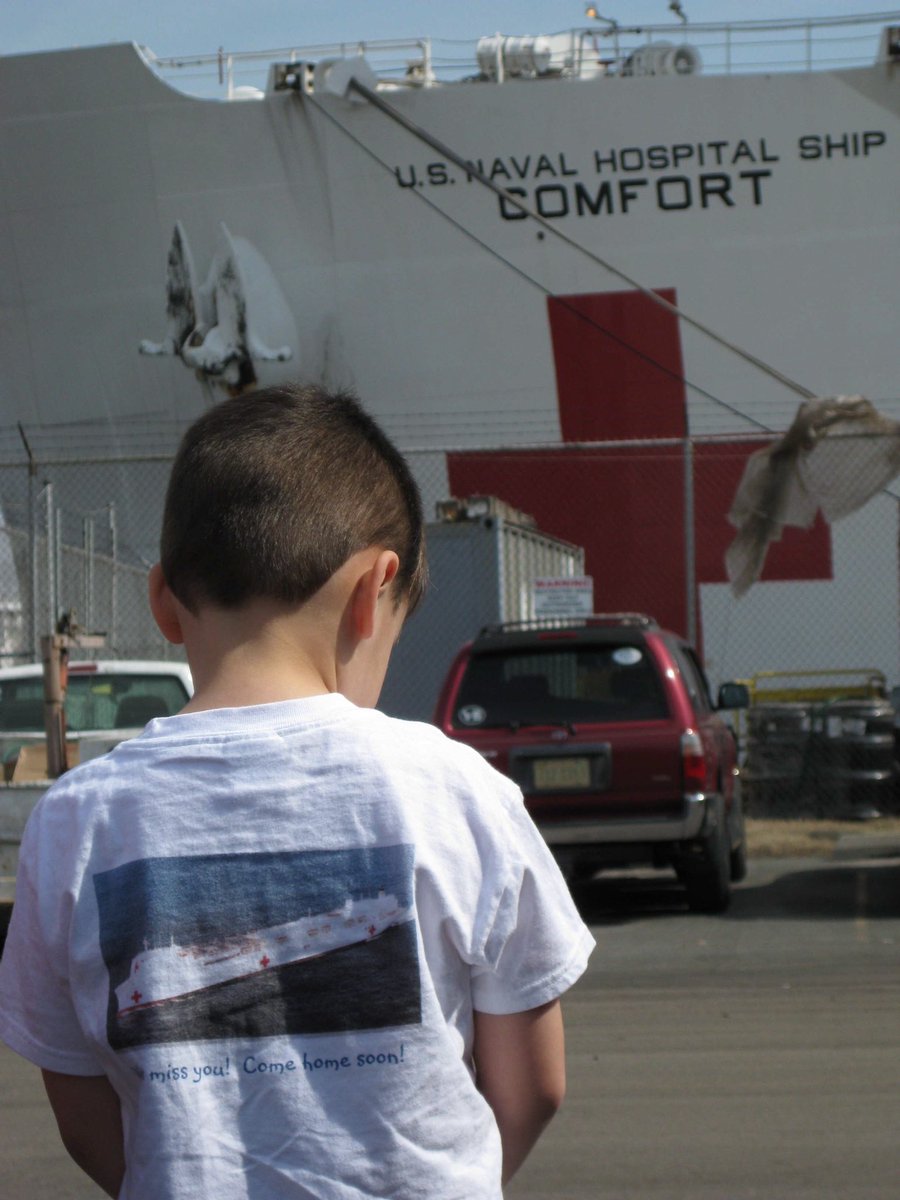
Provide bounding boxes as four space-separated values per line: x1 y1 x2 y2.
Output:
140 12 900 99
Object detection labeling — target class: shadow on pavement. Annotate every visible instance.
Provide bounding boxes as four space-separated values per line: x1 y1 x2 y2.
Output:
569 855 900 924
569 872 692 924
728 856 900 921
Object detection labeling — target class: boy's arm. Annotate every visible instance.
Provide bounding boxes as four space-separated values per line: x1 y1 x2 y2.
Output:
41 1069 126 1199
473 998 567 1185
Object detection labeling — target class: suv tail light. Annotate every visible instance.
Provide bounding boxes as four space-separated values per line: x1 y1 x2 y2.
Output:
681 729 707 793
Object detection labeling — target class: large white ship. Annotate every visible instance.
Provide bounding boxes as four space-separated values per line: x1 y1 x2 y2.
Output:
115 892 412 1016
1 12 899 685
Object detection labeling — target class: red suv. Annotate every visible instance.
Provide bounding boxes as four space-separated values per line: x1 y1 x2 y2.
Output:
434 614 750 913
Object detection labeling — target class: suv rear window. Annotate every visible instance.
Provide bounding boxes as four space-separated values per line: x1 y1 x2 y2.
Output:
0 674 190 732
452 643 669 729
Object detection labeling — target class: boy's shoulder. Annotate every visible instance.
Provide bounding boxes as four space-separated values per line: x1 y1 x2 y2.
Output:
361 706 511 775
360 708 527 815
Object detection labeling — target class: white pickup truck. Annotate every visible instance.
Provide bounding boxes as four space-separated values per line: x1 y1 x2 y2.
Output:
0 660 193 919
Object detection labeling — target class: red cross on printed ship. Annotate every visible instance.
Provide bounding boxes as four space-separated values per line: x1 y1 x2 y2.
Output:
446 288 832 647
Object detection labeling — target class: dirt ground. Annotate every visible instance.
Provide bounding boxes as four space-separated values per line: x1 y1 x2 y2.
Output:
746 816 900 858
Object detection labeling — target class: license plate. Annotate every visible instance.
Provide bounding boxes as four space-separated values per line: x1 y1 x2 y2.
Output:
532 757 591 790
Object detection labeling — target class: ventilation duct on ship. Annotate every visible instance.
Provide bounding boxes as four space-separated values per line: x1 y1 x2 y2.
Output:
622 42 701 77
476 36 554 80
313 55 379 101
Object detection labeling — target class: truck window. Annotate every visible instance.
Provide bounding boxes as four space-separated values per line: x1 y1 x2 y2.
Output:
0 674 189 732
670 644 714 714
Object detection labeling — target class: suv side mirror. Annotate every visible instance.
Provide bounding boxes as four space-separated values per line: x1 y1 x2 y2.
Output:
717 681 750 710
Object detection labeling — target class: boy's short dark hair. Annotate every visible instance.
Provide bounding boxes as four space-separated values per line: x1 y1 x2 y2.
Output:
160 384 427 613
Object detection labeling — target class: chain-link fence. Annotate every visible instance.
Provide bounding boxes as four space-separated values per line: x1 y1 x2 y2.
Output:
402 435 900 694
2 433 898 814
0 456 179 665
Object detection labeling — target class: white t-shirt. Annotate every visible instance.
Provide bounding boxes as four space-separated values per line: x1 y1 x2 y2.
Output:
0 694 593 1199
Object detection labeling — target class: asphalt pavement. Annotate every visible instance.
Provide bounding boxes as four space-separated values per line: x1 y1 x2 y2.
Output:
2 831 900 1199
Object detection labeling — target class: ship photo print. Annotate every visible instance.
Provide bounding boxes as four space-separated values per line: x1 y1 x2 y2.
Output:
93 844 421 1051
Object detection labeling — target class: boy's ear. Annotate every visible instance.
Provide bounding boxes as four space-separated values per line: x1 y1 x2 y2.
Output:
349 550 400 641
148 563 185 646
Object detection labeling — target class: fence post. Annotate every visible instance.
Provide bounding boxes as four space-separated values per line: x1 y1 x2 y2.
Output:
27 467 37 659
16 424 38 659
40 632 69 777
109 502 118 651
55 505 63 627
45 483 55 636
83 516 95 633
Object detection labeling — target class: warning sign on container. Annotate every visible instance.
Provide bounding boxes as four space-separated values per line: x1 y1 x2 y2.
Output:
533 576 594 617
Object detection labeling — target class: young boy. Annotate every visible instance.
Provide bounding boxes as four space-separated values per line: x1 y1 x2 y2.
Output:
0 384 594 1199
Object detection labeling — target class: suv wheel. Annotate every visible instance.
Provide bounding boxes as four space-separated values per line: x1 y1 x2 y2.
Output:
682 816 732 914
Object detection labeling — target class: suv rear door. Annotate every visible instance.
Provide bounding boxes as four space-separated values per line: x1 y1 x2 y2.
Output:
666 636 738 807
444 631 687 823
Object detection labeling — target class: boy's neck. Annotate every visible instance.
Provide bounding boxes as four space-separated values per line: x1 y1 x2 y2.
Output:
154 549 403 713
179 600 340 714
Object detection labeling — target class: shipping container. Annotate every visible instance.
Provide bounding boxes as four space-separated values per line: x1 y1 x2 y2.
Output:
379 499 584 721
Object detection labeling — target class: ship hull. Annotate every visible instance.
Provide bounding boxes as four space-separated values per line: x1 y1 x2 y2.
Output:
2 40 899 689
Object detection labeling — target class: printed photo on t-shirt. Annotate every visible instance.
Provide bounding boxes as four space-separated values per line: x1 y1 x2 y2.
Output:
93 845 421 1050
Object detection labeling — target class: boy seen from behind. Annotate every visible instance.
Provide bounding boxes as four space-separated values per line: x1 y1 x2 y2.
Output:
0 385 594 1199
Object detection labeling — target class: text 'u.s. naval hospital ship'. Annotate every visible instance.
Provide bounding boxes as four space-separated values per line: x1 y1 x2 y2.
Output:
2 11 900 688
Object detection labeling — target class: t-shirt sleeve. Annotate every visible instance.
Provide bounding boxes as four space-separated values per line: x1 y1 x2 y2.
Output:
469 782 595 1015
0 810 104 1076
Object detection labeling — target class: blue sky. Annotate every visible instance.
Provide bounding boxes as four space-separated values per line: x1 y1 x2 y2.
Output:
3 2 896 59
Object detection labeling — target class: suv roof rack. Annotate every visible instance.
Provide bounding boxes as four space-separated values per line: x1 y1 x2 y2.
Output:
476 613 659 638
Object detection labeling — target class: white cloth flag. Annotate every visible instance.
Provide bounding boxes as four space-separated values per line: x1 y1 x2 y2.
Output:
726 396 900 597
